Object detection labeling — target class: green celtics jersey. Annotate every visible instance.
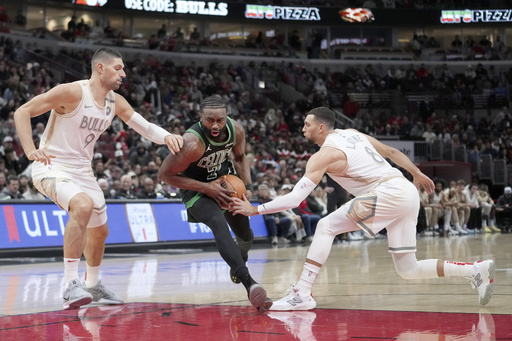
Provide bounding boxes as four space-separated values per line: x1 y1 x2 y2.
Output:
180 116 237 209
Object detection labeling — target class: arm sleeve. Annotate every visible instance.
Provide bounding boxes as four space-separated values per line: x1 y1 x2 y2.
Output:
126 112 170 145
257 177 316 215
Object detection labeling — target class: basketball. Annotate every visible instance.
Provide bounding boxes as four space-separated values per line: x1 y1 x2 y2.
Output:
221 174 247 199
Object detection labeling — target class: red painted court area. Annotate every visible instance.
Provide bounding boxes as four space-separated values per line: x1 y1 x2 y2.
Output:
1 303 507 340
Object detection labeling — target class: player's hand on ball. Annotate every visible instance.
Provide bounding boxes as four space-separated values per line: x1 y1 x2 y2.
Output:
205 178 234 209
229 195 257 216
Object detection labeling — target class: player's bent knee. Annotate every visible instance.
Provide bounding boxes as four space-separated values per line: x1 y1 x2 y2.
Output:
69 194 94 216
315 218 336 237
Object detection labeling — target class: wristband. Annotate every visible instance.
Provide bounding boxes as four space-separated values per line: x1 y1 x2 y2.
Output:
245 183 254 192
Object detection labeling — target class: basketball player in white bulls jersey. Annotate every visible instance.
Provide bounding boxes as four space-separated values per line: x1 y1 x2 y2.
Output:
14 48 183 310
231 106 495 310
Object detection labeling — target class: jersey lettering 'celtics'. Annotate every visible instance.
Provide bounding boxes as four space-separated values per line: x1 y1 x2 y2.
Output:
180 116 237 207
197 148 232 179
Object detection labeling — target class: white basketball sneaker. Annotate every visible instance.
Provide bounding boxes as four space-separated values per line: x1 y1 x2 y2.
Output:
63 279 93 310
270 284 316 311
85 280 124 305
466 260 495 305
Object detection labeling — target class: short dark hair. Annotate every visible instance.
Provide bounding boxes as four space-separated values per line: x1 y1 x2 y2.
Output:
91 48 123 70
6 175 19 185
199 95 227 113
307 107 335 129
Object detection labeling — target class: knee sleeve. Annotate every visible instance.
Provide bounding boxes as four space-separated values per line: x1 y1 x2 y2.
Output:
305 217 338 265
392 253 439 280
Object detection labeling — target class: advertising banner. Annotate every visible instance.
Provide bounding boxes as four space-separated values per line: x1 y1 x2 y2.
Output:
0 201 267 250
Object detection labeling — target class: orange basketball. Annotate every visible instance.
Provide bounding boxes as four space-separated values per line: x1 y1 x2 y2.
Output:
221 175 247 199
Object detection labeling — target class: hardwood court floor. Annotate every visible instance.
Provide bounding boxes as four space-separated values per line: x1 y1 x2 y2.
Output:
1 233 511 340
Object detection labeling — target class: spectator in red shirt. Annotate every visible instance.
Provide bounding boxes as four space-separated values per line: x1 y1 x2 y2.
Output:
417 64 429 79
0 7 10 33
343 94 360 119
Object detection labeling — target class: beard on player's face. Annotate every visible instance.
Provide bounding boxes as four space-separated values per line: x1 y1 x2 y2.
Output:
202 124 226 139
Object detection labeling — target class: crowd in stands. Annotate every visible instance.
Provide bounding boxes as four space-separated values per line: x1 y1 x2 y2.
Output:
0 32 511 243
418 179 512 237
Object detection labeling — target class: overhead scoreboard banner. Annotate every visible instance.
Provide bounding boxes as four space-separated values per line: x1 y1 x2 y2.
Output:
0 201 268 250
67 1 512 26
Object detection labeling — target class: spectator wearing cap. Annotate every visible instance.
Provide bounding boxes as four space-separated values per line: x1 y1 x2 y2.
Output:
113 149 125 168
496 186 512 232
255 183 291 245
0 175 23 200
0 135 14 156
92 152 104 166
130 142 151 167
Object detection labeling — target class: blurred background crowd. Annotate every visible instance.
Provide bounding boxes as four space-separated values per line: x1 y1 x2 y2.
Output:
0 0 511 243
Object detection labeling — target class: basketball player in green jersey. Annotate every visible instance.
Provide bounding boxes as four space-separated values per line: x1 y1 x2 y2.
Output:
159 96 272 313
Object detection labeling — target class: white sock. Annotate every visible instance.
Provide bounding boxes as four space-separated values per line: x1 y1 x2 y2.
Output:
64 258 81 285
85 264 101 288
296 262 321 292
444 261 474 277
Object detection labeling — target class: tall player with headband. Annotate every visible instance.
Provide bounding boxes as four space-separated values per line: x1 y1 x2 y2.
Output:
14 48 183 310
230 106 495 310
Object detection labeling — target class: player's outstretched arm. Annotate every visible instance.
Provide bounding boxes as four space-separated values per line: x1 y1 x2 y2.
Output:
230 150 330 216
115 94 183 154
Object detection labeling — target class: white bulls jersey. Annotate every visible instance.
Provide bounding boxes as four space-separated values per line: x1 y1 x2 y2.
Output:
322 129 403 196
39 80 115 167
